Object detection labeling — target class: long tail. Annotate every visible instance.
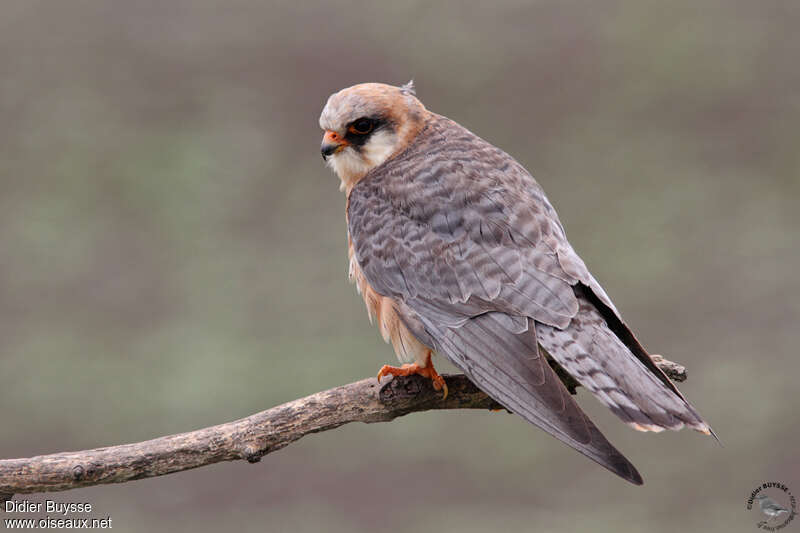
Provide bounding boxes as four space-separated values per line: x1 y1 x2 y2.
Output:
537 288 713 435
427 312 644 485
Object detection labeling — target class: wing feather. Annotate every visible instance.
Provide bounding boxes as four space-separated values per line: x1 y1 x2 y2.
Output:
428 313 642 484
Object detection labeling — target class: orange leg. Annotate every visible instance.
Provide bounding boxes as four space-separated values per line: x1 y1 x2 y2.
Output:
377 352 448 400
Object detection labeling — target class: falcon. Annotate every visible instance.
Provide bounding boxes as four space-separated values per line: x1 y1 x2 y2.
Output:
319 81 714 485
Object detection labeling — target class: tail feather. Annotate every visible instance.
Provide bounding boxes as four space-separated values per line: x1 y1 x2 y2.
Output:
537 288 712 435
426 312 644 485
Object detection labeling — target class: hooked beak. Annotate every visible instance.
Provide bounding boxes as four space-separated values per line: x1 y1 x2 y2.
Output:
321 130 348 160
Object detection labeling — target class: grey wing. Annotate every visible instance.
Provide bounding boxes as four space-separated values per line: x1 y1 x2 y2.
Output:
426 312 643 484
349 116 582 330
349 114 710 483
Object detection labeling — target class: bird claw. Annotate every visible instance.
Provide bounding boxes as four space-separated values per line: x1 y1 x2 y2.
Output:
376 355 448 400
430 373 449 400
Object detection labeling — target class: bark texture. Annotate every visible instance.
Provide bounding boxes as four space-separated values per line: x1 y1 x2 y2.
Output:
0 357 686 503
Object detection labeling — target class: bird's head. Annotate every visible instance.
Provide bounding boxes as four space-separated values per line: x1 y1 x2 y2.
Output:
319 81 427 192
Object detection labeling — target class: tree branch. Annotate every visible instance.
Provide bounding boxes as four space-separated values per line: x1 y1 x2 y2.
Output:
0 357 686 503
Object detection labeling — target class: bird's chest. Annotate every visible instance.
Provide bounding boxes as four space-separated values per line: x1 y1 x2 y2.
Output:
345 196 429 366
346 234 384 330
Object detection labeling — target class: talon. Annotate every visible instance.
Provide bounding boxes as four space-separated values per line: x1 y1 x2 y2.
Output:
374 352 447 400
428 373 448 400
436 377 449 400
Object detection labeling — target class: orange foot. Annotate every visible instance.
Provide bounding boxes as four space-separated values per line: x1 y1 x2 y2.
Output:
377 352 448 400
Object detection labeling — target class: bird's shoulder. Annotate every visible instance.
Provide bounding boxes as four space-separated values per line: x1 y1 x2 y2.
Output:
347 113 562 244
345 113 612 328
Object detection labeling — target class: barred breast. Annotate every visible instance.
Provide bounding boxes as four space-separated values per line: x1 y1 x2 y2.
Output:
346 235 431 366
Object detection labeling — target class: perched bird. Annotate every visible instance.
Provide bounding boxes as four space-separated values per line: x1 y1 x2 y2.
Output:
754 494 791 522
319 81 714 485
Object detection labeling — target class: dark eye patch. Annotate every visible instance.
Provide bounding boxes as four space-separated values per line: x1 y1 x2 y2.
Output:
344 116 383 147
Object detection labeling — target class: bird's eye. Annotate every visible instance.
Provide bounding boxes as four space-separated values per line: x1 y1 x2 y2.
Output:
349 118 374 135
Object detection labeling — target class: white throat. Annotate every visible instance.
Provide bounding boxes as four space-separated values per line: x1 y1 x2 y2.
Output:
328 129 399 193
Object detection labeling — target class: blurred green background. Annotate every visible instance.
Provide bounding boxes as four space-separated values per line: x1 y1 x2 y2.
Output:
1 1 797 532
